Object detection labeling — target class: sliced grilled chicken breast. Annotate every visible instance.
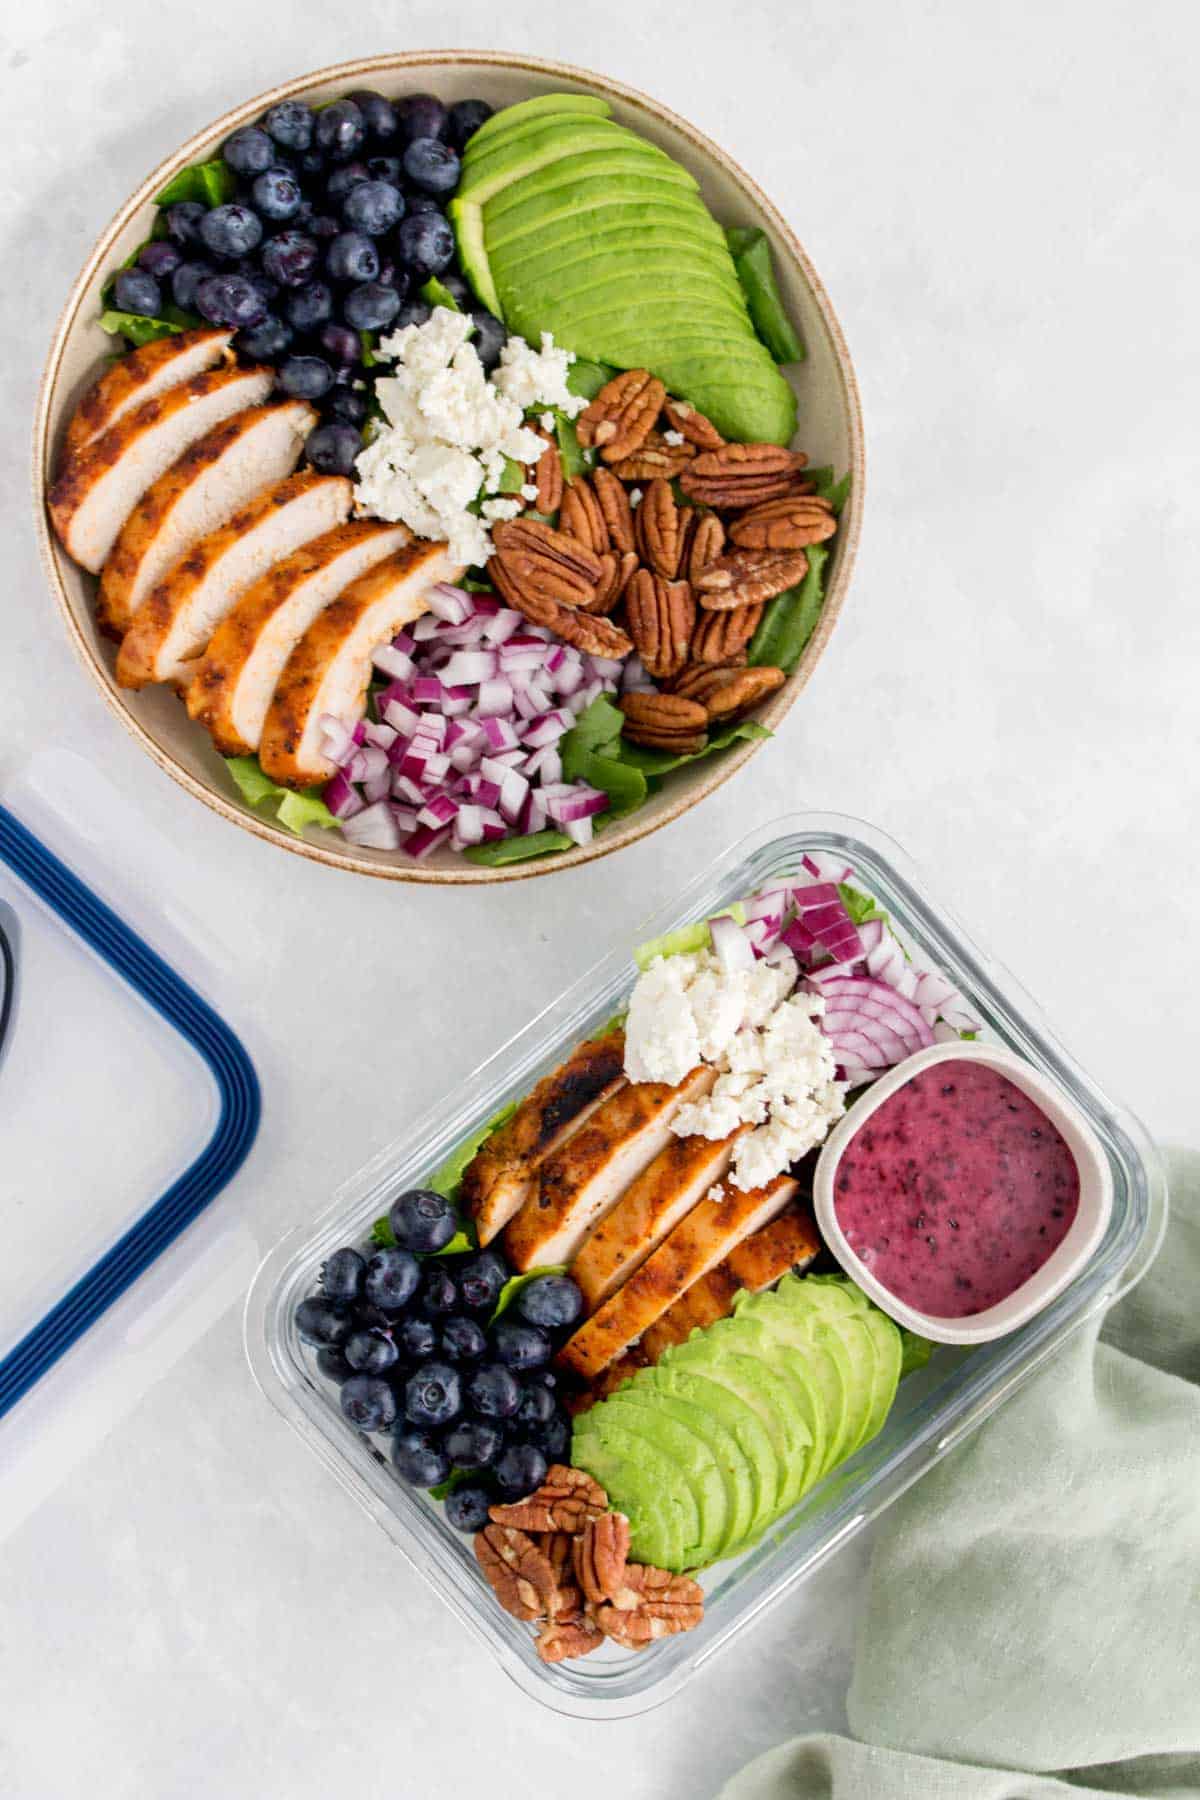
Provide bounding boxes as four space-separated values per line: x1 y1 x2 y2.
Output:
117 470 353 690
184 521 410 755
462 1034 629 1246
61 328 233 460
558 1173 798 1381
572 1129 742 1311
641 1206 820 1360
259 540 463 786
505 1067 717 1274
97 400 315 637
48 364 274 574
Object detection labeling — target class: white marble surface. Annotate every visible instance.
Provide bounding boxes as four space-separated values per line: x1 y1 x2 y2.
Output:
2 2 1197 1795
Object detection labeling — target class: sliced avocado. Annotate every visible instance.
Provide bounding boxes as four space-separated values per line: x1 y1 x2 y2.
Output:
717 1312 826 1511
732 1287 849 1486
484 179 719 249
598 1391 728 1566
495 233 739 300
480 142 695 218
452 202 499 315
572 1417 698 1571
641 1363 773 1550
459 120 669 206
684 1317 816 1541
778 1275 878 1460
628 1366 754 1557
661 1335 792 1549
543 289 752 337
858 1306 903 1445
463 93 610 156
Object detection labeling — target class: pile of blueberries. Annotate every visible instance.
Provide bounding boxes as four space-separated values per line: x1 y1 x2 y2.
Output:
295 1186 584 1535
112 89 507 479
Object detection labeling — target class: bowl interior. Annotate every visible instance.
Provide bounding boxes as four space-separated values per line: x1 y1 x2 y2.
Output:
35 52 863 883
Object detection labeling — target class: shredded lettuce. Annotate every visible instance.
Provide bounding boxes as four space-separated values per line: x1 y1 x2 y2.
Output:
633 902 748 970
726 225 805 364
748 543 829 673
463 827 574 866
155 158 235 209
612 716 770 776
224 758 339 838
369 1096 520 1248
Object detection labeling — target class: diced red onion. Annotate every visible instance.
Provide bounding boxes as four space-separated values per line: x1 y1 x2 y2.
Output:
477 677 513 716
404 822 451 859
499 767 529 824
371 644 413 682
341 800 402 850
442 649 498 685
363 768 391 804
427 584 473 624
391 771 425 804
481 609 523 645
480 716 519 753
418 793 458 829
544 785 607 825
324 770 363 820
318 713 356 766
565 816 594 847
709 914 756 974
524 746 562 785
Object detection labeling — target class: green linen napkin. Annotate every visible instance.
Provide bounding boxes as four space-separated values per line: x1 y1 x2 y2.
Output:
721 1149 1200 1800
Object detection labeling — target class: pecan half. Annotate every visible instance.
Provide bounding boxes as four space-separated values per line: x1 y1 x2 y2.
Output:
549 607 634 658
589 549 638 616
689 603 763 665
619 691 707 754
673 663 787 721
695 548 809 610
576 369 665 464
530 428 564 515
573 1512 637 1609
592 467 636 552
685 511 726 584
635 478 684 578
489 1465 608 1535
474 1524 561 1623
663 397 725 449
535 1615 606 1664
490 518 602 613
728 495 837 550
559 477 608 555
610 431 696 482
625 569 695 681
595 1565 705 1648
680 443 809 509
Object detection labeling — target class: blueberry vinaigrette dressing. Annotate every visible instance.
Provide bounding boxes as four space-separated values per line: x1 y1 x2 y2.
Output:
833 1061 1080 1318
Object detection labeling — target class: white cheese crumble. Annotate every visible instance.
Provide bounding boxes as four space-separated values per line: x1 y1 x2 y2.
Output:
663 429 685 446
629 487 644 508
624 949 845 1190
353 309 578 566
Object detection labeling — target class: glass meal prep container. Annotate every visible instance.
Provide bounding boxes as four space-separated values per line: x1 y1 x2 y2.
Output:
245 812 1166 1719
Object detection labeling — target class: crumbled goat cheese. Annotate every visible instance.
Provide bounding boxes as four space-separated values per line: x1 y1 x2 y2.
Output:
629 487 644 508
539 411 556 432
624 949 845 1191
662 429 685 446
353 308 575 565
520 482 540 502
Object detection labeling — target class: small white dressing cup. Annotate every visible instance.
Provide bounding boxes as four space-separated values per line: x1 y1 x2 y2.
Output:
813 1040 1113 1345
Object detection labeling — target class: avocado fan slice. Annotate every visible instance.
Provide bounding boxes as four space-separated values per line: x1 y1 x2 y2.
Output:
594 1391 728 1567
462 92 610 156
731 1286 851 1486
627 1366 754 1559
659 1335 791 1549
714 1310 826 1513
480 144 697 222
798 1275 904 1446
494 232 740 302
459 119 676 206
484 177 719 249
571 1416 699 1571
633 1362 769 1553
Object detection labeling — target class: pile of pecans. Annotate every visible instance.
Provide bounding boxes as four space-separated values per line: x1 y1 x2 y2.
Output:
488 369 838 756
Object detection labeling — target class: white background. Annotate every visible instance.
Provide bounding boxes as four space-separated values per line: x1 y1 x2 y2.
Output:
1 2 1196 1795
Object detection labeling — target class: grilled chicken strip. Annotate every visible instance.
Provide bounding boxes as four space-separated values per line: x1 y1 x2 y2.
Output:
572 1129 742 1311
557 1173 798 1381
641 1205 820 1360
97 400 315 636
259 541 464 786
505 1067 717 1274
116 470 353 690
184 520 410 755
462 1033 628 1247
61 328 234 461
48 364 274 574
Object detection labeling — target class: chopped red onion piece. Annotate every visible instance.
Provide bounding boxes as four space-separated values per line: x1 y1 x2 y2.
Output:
418 793 459 829
480 716 519 752
391 771 424 804
391 804 419 834
481 609 523 645
544 785 607 825
477 677 513 716
318 713 355 765
341 800 402 850
442 649 498 685
524 746 562 785
427 584 473 624
371 644 414 682
324 770 363 820
404 822 451 859
709 914 756 974
363 768 392 804
565 815 594 846
361 720 398 751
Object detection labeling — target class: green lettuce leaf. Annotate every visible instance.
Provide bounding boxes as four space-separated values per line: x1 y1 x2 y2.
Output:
559 739 647 819
489 1266 569 1326
726 226 805 364
562 693 624 754
463 828 573 866
899 1327 934 1377
804 466 852 514
155 158 235 208
748 542 829 674
566 358 617 400
224 758 339 838
421 276 462 312
633 901 747 970
613 717 770 776
369 1097 521 1248
99 310 182 347
838 881 888 928
554 411 586 481
496 455 526 495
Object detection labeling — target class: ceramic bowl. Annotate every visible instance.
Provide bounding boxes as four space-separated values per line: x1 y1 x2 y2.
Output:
33 52 864 884
812 1040 1113 1345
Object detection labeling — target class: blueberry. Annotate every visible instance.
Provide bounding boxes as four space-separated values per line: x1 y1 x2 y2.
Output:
237 314 293 361
316 1345 353 1383
325 161 371 203
388 1188 460 1255
199 202 263 260
402 137 460 198
319 322 361 365
222 126 274 177
516 1381 556 1428
316 97 366 163
342 280 401 333
457 1249 507 1312
440 1315 487 1363
341 1373 397 1432
113 267 162 317
376 257 407 294
309 213 341 241
420 1268 458 1317
492 1319 551 1371
348 89 398 141
328 387 368 426
295 1295 353 1346
327 230 379 283
530 1413 570 1460
297 147 327 180
362 1244 421 1312
405 1360 462 1428
171 259 214 311
264 99 315 151
395 1314 438 1362
344 1327 399 1375
495 1442 548 1498
284 281 333 332
397 210 455 277
392 1426 449 1488
305 421 361 477
448 98 493 150
395 93 448 145
321 1246 365 1302
466 1362 522 1419
164 201 207 247
195 272 266 329
366 155 403 185
261 230 320 287
470 309 508 374
402 191 442 217
393 298 432 332
343 178 404 237
233 259 279 304
515 1274 584 1332
444 1417 503 1469
137 240 182 280
252 167 303 222
443 1483 493 1533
